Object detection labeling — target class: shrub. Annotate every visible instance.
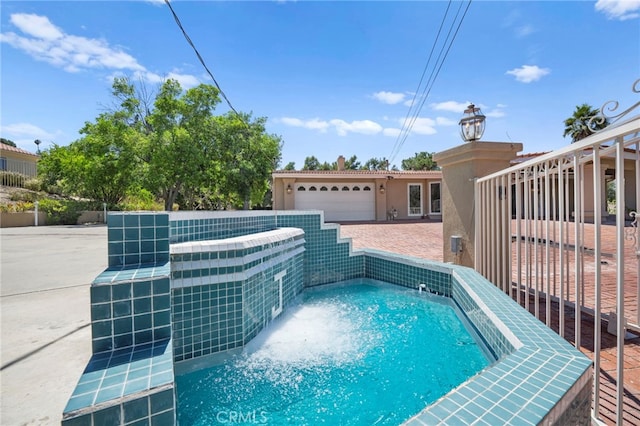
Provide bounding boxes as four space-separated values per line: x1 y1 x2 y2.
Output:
0 171 27 187
37 198 85 225
119 189 164 211
24 178 43 192
0 201 34 213
9 190 40 203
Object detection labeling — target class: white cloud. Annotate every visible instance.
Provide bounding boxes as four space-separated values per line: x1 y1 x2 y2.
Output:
398 117 437 135
280 117 330 132
330 119 383 136
383 128 401 137
1 13 201 87
1 122 55 140
435 117 456 126
280 114 452 138
505 65 550 83
595 0 640 20
485 109 506 118
430 101 469 113
139 70 202 89
9 13 63 40
516 24 535 37
372 91 406 105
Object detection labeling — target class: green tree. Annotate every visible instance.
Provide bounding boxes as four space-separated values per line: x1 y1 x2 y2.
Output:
283 161 296 171
303 156 320 170
344 155 360 170
361 157 389 171
1 138 17 147
563 103 609 142
142 79 222 210
401 152 439 171
214 112 282 209
37 113 142 205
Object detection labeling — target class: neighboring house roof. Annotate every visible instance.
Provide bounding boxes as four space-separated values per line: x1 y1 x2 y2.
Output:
0 144 40 158
511 152 550 164
273 170 442 179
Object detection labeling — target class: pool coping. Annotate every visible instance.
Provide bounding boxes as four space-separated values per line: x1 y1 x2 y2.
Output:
357 249 592 425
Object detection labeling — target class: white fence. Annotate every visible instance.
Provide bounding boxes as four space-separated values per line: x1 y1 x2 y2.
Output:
475 92 639 424
1 157 38 187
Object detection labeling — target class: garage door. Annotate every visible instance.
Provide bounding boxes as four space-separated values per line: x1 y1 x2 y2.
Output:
294 183 375 221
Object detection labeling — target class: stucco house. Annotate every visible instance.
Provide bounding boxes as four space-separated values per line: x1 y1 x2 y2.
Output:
0 144 39 186
272 156 442 222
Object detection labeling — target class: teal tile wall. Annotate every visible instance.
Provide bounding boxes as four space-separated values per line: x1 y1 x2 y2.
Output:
62 386 175 426
90 276 171 353
107 213 169 268
170 214 276 243
168 212 362 287
275 213 364 286
451 275 515 359
172 281 243 362
170 230 305 362
242 254 304 343
364 250 451 295
62 341 174 425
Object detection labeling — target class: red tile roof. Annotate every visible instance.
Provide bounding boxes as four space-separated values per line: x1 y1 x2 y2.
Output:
0 144 39 157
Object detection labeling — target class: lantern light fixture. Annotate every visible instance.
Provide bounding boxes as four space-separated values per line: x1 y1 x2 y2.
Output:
459 103 486 142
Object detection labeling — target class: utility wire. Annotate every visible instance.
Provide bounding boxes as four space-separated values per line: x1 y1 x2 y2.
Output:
163 0 242 119
388 0 452 165
389 0 473 165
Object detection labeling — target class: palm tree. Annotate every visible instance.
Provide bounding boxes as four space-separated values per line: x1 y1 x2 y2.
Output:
563 103 609 142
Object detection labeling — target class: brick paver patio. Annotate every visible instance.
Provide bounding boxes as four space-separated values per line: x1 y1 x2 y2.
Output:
339 219 640 425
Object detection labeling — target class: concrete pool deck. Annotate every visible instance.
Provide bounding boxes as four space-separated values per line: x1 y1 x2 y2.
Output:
1 221 638 425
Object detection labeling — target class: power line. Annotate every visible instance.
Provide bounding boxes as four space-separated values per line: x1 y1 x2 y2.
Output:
388 0 452 165
163 0 242 119
389 0 473 165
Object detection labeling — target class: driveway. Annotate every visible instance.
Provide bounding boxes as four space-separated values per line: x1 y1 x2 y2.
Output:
0 225 107 426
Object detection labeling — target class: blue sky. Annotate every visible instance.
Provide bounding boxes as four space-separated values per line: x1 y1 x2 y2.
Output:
1 1 639 169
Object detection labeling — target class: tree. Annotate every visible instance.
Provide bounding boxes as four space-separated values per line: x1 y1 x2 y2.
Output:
283 162 296 170
361 157 389 171
1 138 17 147
141 79 222 210
563 103 609 142
344 155 360 170
214 112 282 209
303 156 321 170
401 152 439 171
37 113 143 205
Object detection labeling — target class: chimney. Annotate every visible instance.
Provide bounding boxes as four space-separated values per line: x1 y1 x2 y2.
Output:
337 155 345 171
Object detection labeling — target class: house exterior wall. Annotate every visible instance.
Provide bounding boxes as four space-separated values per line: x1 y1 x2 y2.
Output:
0 146 39 177
272 171 442 222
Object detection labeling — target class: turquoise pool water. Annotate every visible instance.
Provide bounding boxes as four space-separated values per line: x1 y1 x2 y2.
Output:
176 279 490 425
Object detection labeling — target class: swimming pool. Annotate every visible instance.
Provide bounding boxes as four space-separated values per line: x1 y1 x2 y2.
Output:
62 211 593 426
176 279 490 425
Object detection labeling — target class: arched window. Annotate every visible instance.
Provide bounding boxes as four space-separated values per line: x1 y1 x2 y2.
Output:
331 186 339 191
353 186 360 191
297 186 306 191
320 186 328 191
342 186 350 191
363 186 371 191
309 186 317 191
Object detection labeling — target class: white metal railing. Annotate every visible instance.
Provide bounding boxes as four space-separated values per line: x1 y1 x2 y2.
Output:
475 81 639 425
0 157 38 187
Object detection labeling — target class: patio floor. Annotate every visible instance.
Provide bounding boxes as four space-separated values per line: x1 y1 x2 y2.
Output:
339 219 640 426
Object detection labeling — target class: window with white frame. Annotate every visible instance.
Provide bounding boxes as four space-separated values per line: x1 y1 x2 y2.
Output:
408 183 422 216
429 182 441 214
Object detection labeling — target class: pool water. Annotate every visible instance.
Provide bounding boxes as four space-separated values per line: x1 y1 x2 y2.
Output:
176 279 490 425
